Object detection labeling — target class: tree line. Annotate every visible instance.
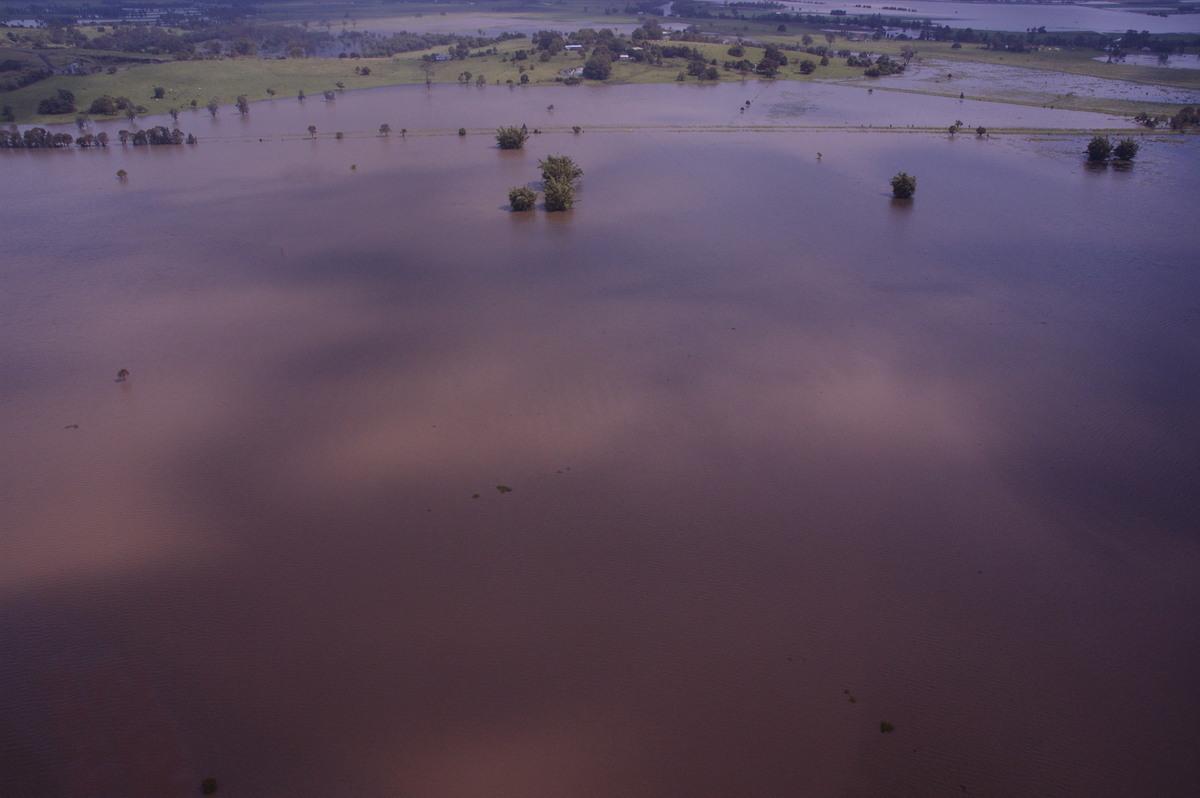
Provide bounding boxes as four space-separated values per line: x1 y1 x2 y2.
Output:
0 125 192 149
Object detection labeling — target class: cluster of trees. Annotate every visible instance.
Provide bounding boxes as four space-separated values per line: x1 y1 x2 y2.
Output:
508 155 584 212
863 54 905 77
495 125 530 150
342 30 527 60
87 95 144 116
0 57 52 93
37 90 164 119
1085 135 1140 163
756 44 789 77
0 127 77 148
1135 106 1200 130
584 50 614 80
37 89 77 115
0 125 191 149
120 126 189 145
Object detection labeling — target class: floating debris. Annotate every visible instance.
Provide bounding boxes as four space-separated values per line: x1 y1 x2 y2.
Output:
64 424 78 429
117 368 130 381
496 485 512 493
880 721 895 733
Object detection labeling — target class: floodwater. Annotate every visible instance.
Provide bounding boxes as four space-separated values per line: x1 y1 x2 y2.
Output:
2 85 1199 797
294 0 1200 36
780 0 1200 34
871 57 1200 108
70 80 1134 144
1094 52 1200 71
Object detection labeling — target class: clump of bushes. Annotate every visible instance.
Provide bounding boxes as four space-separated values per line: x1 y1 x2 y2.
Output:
1086 134 1140 163
540 155 583 212
1085 134 1113 162
495 125 529 149
508 186 537 211
37 89 75 115
503 155 583 212
890 171 917 199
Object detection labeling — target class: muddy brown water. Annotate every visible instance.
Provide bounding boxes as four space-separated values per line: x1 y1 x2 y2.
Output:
2 85 1199 797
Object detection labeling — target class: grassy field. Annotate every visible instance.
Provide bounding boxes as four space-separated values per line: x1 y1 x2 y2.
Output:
3 39 853 124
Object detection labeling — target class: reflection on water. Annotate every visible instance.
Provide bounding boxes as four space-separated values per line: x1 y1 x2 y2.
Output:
2 89 1199 797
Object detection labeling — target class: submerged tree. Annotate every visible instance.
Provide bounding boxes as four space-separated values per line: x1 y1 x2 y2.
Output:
307 124 317 138
543 178 575 212
1113 137 1140 161
236 95 250 115
379 123 391 136
508 186 538 211
1086 135 1112 162
537 154 583 212
890 171 917 199
538 154 583 185
495 125 529 149
206 99 219 118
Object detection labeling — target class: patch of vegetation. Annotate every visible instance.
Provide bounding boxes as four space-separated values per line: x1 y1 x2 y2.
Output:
496 485 513 493
495 125 529 149
1086 134 1114 162
880 721 895 733
508 186 538 211
890 171 917 199
533 154 583 213
1113 137 1140 161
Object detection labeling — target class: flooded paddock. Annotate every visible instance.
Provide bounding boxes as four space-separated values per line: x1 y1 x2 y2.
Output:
2 85 1199 797
864 57 1200 109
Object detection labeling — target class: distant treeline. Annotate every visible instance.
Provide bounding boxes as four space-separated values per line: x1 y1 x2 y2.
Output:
652 1 1200 54
339 30 527 58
